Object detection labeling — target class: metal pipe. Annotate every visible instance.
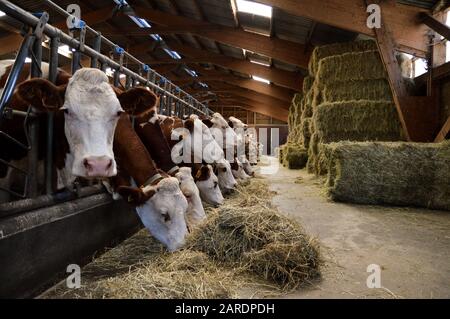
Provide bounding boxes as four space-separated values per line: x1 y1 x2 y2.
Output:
90 32 101 68
71 50 81 74
45 36 59 195
0 34 35 119
0 0 208 114
0 185 105 218
27 37 43 198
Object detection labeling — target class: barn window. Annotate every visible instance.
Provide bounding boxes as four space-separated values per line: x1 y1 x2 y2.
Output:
236 0 272 18
0 10 5 17
252 75 270 84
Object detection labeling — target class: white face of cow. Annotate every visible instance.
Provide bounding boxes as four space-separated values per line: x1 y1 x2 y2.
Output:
215 159 237 194
136 177 189 252
211 113 237 149
232 158 250 181
62 68 123 178
175 167 206 227
241 156 255 177
196 165 224 206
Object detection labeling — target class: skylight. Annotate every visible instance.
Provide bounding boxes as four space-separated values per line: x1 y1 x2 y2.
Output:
164 48 181 60
0 11 5 17
129 16 151 28
236 0 272 18
250 59 270 67
184 68 198 77
252 75 270 84
199 82 209 88
151 34 162 41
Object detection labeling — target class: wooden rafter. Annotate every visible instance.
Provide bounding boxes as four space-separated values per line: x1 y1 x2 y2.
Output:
209 99 288 122
131 6 312 67
254 0 429 57
420 12 450 40
435 116 450 142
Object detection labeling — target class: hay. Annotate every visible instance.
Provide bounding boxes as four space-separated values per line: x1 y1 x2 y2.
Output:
319 79 392 104
43 179 321 298
309 40 377 76
314 100 402 143
282 144 308 169
317 50 386 84
244 241 321 290
187 178 321 288
300 117 312 149
326 141 450 211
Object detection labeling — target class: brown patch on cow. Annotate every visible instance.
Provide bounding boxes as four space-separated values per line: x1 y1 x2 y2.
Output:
117 87 159 116
117 185 156 206
16 78 66 111
202 118 214 128
114 113 160 188
193 164 211 182
184 118 195 133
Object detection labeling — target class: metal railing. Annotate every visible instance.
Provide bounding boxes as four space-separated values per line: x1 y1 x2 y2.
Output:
0 0 211 206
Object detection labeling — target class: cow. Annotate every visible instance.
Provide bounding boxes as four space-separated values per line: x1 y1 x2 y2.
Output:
157 114 225 206
109 113 189 251
0 60 153 195
128 90 206 227
228 116 256 177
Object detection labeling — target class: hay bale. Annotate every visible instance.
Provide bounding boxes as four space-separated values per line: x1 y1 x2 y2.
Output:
303 76 315 94
317 50 386 84
285 146 308 169
300 118 312 149
313 100 402 143
320 79 392 103
309 40 377 76
326 141 450 211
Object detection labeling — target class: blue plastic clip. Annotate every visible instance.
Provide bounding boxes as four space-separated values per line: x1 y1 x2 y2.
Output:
114 45 125 55
142 64 150 72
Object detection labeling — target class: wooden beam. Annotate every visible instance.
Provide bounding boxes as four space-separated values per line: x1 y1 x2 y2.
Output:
253 0 429 57
210 100 288 122
132 6 312 67
0 5 114 56
173 75 294 102
420 12 450 40
138 56 302 90
367 0 440 142
435 116 450 142
186 85 289 108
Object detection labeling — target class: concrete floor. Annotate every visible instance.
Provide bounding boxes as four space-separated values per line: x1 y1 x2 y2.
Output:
260 157 450 299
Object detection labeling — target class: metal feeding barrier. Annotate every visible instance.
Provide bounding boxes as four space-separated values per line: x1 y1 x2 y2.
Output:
0 0 211 210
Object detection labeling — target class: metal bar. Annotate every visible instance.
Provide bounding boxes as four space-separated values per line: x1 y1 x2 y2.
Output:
0 185 104 218
0 34 35 119
72 50 81 74
90 32 101 68
113 69 120 87
45 36 59 195
27 36 42 198
0 0 209 115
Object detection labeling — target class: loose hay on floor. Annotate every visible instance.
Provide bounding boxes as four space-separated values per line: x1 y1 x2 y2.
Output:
326 141 450 211
43 178 321 298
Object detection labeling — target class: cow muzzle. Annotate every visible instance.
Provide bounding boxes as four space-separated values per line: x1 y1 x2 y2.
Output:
83 156 115 178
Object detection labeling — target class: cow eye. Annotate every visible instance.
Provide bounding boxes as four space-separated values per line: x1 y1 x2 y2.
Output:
222 168 227 172
63 109 69 115
213 181 218 188
162 212 171 222
117 111 124 117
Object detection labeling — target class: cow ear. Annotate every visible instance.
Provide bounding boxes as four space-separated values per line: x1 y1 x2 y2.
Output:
118 87 159 117
16 78 65 111
184 119 195 133
117 185 156 206
202 119 213 128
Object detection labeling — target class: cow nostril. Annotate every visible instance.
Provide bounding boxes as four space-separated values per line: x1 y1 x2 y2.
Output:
107 159 113 170
83 158 91 170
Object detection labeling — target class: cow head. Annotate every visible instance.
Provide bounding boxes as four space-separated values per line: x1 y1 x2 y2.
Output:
175 167 206 227
118 177 188 252
210 113 237 149
17 69 153 179
194 164 224 206
214 158 237 194
231 157 250 181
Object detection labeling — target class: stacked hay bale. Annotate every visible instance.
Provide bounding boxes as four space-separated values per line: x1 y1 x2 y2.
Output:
280 78 314 169
325 140 450 211
306 40 404 175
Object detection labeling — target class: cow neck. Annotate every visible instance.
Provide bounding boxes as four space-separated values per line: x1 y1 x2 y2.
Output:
114 114 162 187
135 113 179 176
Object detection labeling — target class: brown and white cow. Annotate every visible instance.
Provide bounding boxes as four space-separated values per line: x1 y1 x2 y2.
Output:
109 113 189 251
0 60 153 194
128 90 206 226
